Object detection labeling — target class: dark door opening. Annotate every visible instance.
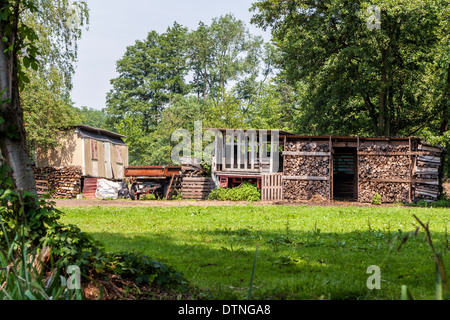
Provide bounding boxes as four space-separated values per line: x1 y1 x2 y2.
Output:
333 147 357 200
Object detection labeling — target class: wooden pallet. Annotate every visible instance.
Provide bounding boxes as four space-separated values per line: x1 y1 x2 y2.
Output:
181 177 215 200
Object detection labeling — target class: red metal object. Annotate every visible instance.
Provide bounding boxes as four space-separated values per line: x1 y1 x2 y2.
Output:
216 175 261 189
219 177 228 188
125 166 181 177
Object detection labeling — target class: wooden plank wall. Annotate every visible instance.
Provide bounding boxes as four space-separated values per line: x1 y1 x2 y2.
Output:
181 177 215 200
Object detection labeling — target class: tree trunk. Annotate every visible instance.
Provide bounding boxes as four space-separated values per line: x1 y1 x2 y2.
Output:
0 1 37 195
439 64 450 136
363 94 379 136
379 49 389 137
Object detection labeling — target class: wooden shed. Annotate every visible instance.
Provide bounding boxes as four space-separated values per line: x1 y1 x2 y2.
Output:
36 125 129 180
209 129 445 203
35 125 129 199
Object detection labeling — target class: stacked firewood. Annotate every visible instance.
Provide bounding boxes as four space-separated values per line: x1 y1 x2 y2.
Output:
358 144 411 203
358 181 410 203
285 141 330 152
359 155 410 180
413 144 444 202
284 155 330 176
283 180 329 201
33 166 82 198
181 164 207 177
33 167 53 196
283 141 330 201
359 144 409 153
284 141 330 176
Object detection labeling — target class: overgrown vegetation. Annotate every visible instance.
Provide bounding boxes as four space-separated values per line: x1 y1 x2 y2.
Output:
0 164 191 299
208 183 261 202
0 230 83 300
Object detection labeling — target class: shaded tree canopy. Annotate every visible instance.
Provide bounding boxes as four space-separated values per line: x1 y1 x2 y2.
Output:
250 0 449 138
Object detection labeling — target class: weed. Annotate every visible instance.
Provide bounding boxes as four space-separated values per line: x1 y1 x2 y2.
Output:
371 193 382 205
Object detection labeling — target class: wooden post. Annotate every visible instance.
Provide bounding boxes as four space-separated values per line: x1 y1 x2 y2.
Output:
250 131 255 171
408 137 412 203
329 136 333 201
357 136 360 202
222 132 226 172
165 174 175 199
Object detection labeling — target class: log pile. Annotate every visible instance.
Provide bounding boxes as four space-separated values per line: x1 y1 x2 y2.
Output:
181 164 207 177
413 144 444 202
285 141 330 152
358 144 411 203
33 166 82 198
283 141 330 200
283 180 329 201
283 155 329 176
33 167 53 196
358 181 410 203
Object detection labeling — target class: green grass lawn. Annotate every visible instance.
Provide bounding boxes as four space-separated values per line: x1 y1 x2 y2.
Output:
59 204 450 300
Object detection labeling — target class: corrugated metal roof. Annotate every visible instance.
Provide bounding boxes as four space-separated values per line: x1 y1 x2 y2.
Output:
73 125 127 139
74 126 127 145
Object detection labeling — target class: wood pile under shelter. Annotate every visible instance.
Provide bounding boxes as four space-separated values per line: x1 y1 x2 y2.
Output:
209 129 446 203
283 140 331 201
280 136 446 203
33 166 82 198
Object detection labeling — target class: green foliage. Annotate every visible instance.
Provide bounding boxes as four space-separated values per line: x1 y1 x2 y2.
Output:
0 0 40 89
407 199 450 208
106 23 190 135
21 0 90 92
251 0 450 138
188 14 264 103
208 183 261 202
110 251 189 289
0 164 105 273
21 68 82 152
0 231 82 300
371 193 382 205
73 106 109 130
105 14 277 165
0 162 190 296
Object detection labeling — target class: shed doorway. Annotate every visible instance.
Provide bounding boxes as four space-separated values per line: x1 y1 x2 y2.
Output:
333 147 357 200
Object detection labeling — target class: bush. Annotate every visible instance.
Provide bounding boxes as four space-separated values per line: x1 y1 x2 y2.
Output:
408 199 450 208
208 182 261 202
371 193 382 205
0 164 190 299
110 251 189 289
0 231 83 300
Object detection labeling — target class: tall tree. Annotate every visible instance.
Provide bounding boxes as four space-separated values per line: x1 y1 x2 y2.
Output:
0 0 88 194
0 0 38 193
106 22 189 134
21 67 82 155
251 0 449 137
188 14 263 105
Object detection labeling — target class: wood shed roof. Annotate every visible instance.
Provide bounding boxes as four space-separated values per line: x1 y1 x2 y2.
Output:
203 128 296 136
73 125 127 146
